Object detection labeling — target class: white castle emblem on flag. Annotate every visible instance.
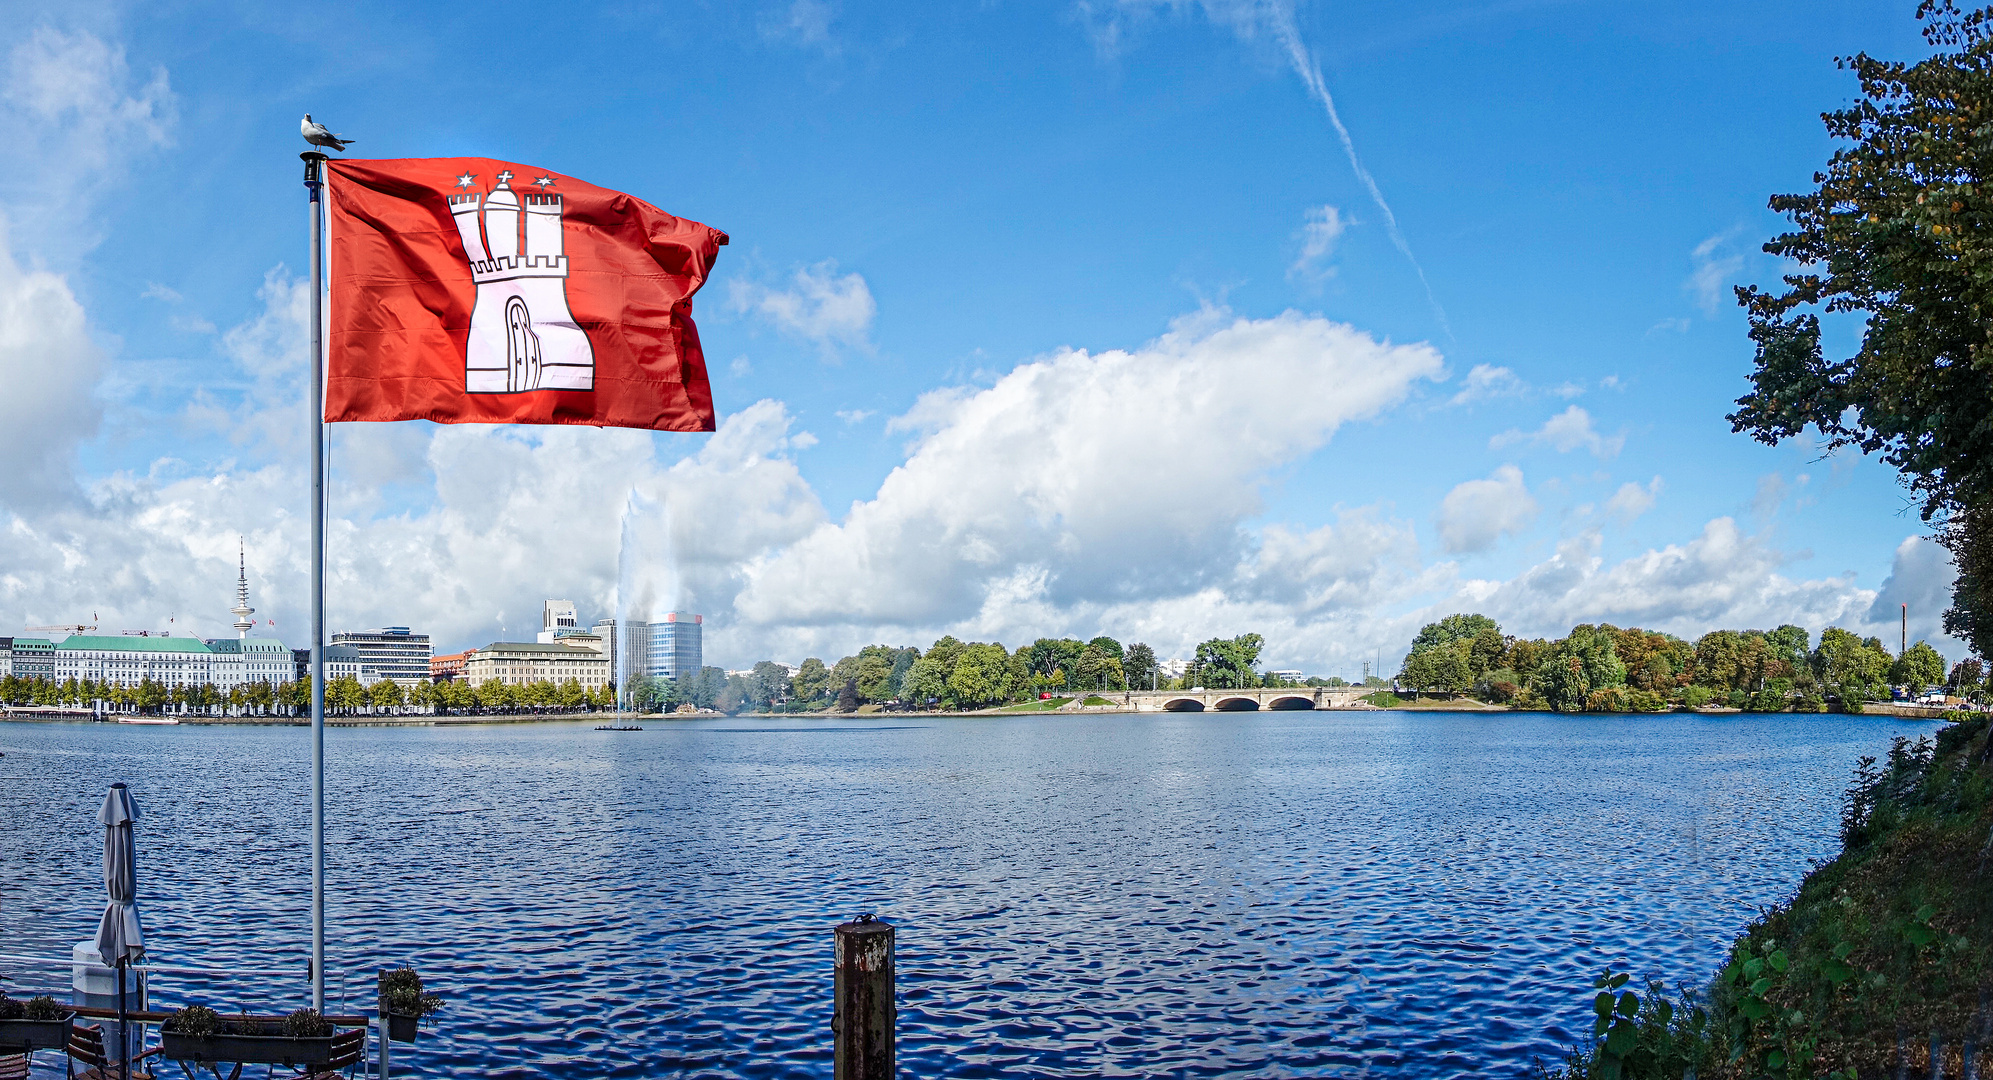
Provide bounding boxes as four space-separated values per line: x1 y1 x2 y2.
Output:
448 171 594 393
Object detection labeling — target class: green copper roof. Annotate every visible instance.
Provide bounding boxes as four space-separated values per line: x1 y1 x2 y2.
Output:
58 635 214 654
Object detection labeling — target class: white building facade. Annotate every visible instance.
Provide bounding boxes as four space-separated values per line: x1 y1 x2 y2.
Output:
464 640 609 689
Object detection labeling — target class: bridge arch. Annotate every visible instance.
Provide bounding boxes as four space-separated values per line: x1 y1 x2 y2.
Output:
1267 695 1316 711
1213 696 1261 711
1162 697 1205 712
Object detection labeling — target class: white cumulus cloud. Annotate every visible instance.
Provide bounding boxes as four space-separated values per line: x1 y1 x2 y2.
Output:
1605 476 1662 523
1491 404 1624 459
1436 465 1538 554
1449 363 1525 406
1445 518 1876 643
0 221 101 509
729 260 876 353
1 27 175 260
730 308 1445 645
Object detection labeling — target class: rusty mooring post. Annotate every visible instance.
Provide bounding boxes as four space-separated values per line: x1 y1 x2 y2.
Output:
833 914 895 1080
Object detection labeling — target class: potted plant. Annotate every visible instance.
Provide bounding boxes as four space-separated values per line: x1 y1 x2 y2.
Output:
160 1006 336 1067
0 993 74 1052
377 969 442 1043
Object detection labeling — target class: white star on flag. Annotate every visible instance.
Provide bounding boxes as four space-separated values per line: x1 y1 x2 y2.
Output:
534 176 555 187
455 173 476 188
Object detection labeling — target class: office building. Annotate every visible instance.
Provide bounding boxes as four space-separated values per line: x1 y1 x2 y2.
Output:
462 639 608 689
430 651 468 681
9 637 54 681
537 600 591 643
329 627 431 686
592 618 649 688
204 638 296 687
322 644 382 686
647 613 702 681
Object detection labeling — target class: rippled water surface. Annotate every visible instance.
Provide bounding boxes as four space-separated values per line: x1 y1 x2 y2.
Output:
0 711 1938 1077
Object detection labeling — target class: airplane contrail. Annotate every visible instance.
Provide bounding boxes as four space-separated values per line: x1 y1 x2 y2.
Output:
1203 1 1453 337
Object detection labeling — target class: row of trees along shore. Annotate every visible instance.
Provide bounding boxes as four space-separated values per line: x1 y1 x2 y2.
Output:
0 673 616 717
4 613 1975 718
1395 613 1980 712
0 631 1299 717
623 633 1368 715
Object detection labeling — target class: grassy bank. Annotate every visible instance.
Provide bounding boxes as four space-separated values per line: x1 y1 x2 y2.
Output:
1539 714 1993 1078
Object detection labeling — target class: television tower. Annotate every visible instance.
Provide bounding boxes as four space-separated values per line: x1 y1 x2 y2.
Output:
231 538 256 639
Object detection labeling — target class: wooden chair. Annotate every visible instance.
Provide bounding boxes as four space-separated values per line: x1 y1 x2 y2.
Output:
0 1052 28 1080
297 1029 365 1080
65 1022 161 1080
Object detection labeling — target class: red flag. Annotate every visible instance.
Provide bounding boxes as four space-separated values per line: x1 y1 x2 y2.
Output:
324 157 726 431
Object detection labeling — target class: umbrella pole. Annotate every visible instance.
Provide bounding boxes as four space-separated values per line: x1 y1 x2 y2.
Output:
116 956 128 1080
303 149 328 1014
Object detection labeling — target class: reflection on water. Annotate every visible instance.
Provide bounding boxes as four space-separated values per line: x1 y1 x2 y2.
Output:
0 711 1931 1077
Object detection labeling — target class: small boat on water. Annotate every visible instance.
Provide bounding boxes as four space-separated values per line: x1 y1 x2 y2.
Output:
594 725 644 731
118 717 179 725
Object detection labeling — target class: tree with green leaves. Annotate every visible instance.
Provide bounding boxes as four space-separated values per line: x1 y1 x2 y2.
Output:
1892 639 1947 688
1025 638 1086 687
948 643 1013 708
1191 634 1264 689
1123 642 1158 689
1529 626 1628 712
370 679 404 712
835 678 860 712
1812 627 1893 703
749 661 791 708
1410 614 1500 653
792 658 830 703
902 651 950 707
1949 656 1986 691
1075 645 1122 690
1731 3 1993 657
1400 642 1470 694
888 647 919 698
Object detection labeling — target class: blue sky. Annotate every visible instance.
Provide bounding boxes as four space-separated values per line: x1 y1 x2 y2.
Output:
0 0 1960 672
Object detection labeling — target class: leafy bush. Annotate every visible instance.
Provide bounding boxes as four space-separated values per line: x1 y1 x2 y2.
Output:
1532 972 1711 1080
1680 685 1713 709
22 996 65 1021
378 968 443 1018
163 1005 220 1037
282 1008 331 1038
1547 714 1993 1077
0 993 21 1020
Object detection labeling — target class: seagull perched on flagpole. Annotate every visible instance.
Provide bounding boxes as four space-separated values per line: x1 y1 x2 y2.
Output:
300 114 353 152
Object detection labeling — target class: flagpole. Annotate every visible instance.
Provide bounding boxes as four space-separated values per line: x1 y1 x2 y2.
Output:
302 149 328 1014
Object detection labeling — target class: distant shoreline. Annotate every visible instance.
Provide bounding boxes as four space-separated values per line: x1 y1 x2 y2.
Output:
0 699 1959 727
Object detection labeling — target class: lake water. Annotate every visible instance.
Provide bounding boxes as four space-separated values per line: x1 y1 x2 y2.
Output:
0 710 1938 1078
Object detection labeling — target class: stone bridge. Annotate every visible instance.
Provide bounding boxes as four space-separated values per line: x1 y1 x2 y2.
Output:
1083 687 1372 712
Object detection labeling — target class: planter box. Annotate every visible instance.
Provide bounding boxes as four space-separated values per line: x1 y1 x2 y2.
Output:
385 1012 419 1043
0 1017 72 1052
159 1031 335 1066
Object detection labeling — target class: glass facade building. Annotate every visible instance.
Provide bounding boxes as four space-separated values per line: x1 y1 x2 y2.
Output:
646 614 702 681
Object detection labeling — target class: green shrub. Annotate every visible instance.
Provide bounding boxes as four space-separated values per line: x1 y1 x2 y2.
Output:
378 968 443 1018
163 1005 221 1037
22 996 65 1021
1625 689 1668 712
0 993 21 1021
1681 685 1713 709
282 1008 331 1038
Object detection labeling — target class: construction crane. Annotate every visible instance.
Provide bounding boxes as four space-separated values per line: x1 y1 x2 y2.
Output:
23 615 98 635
